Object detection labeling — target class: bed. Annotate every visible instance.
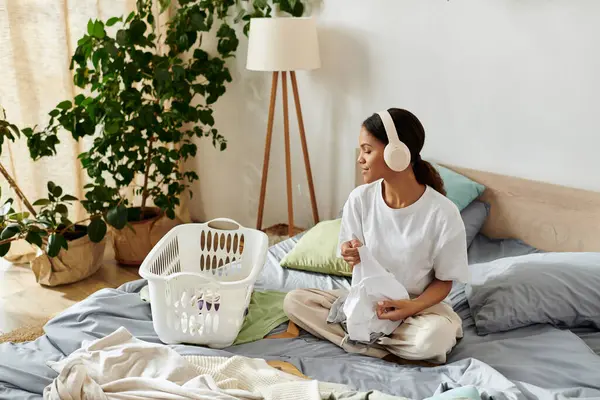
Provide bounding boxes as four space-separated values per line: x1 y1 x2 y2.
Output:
1 166 600 399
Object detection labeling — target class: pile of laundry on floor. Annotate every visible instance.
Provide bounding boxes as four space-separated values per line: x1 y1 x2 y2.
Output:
44 327 403 400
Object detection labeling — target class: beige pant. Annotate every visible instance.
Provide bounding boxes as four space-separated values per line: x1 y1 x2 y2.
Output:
283 289 463 364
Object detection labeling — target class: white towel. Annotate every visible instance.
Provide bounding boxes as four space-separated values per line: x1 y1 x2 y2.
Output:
343 246 410 342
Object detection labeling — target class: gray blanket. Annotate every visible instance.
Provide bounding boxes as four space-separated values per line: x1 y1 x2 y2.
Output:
1 234 600 400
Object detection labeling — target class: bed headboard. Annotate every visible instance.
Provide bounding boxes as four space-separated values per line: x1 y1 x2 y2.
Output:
353 152 600 252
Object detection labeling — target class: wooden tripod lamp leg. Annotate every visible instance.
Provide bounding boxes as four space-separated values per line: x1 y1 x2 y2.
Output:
290 71 319 225
282 72 295 237
256 72 279 231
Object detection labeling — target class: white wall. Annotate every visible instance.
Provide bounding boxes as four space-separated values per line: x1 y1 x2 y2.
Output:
188 0 600 228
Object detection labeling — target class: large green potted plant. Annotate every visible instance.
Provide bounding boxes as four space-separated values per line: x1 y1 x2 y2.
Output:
1 109 108 285
23 0 307 266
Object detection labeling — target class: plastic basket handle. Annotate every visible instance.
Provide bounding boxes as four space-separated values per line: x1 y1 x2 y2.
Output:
206 218 243 230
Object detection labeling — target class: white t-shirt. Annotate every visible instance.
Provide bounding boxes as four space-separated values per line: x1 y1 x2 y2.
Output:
337 180 469 296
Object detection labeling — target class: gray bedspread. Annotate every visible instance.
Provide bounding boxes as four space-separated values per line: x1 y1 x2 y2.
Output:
1 234 599 400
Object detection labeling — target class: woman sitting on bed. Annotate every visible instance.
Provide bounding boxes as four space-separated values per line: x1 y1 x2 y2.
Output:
283 108 468 364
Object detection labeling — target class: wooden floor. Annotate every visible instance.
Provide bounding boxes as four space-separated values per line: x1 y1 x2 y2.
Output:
0 245 141 335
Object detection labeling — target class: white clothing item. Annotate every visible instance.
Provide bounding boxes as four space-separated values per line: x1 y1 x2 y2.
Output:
184 355 348 400
338 181 469 297
343 246 409 342
44 327 350 400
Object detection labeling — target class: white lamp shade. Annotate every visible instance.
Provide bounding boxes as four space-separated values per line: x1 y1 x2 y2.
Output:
246 17 321 72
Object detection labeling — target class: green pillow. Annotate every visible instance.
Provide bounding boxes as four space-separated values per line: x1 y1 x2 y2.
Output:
280 219 351 277
434 164 485 211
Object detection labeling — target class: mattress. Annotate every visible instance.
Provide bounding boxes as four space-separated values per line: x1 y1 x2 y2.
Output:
1 233 599 400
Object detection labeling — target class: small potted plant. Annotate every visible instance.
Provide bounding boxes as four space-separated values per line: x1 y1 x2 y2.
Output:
0 184 110 286
1 108 111 286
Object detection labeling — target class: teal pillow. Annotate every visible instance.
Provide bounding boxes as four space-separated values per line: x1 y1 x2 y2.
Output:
434 164 485 211
280 219 351 277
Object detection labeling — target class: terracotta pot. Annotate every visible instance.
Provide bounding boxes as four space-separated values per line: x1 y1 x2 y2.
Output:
111 207 182 266
30 233 107 287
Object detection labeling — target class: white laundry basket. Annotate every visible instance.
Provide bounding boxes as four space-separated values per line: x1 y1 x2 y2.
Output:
139 218 268 348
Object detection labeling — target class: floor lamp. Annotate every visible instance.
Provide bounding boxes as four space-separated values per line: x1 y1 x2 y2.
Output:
246 17 321 237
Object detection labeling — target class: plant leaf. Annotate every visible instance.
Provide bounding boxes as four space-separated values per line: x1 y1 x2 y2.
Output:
116 29 129 46
105 122 119 134
53 185 63 198
74 94 86 105
47 234 62 257
61 194 78 202
8 124 20 137
93 21 106 39
129 20 147 42
87 19 95 36
92 50 102 70
8 212 30 222
0 242 10 257
106 17 121 27
0 223 20 240
55 204 69 216
60 234 69 250
0 201 13 216
56 100 72 110
166 208 175 219
190 12 206 31
172 65 185 81
88 218 107 243
25 231 43 248
32 199 51 206
106 204 127 230
77 35 91 46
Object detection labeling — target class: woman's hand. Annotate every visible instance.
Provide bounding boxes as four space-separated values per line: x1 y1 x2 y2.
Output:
376 299 422 321
341 239 362 268
377 280 452 321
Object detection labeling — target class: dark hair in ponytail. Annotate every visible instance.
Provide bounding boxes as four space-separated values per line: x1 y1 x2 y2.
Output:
362 108 446 196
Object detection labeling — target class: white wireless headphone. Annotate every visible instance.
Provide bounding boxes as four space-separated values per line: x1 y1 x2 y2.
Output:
377 110 411 172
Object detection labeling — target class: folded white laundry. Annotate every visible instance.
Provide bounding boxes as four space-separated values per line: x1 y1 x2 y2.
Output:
343 246 410 342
